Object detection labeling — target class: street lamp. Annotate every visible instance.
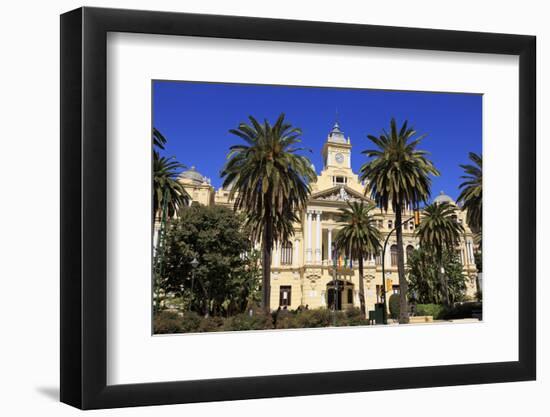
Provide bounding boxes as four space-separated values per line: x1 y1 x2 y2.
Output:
331 246 339 327
379 208 420 324
187 257 199 311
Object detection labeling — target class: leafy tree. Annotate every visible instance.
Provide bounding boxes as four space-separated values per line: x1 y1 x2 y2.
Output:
415 202 464 306
457 152 482 233
360 118 439 323
334 201 381 318
221 114 316 313
153 128 190 221
159 205 261 317
407 247 467 305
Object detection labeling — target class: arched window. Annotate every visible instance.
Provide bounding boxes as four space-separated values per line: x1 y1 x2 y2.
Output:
390 245 398 266
406 245 414 261
280 242 293 265
375 250 383 265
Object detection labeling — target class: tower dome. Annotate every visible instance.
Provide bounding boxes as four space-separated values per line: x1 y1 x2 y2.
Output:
433 191 455 205
179 166 206 184
327 121 348 144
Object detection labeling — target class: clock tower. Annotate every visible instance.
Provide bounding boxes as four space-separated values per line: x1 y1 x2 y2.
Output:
314 120 364 195
322 121 352 170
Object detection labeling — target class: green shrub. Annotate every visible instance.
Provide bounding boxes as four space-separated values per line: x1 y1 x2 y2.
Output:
443 302 482 320
389 293 400 319
295 308 333 328
342 307 369 326
415 304 446 320
344 307 362 319
153 311 182 334
180 311 203 333
224 312 273 331
273 308 369 329
153 311 203 334
275 311 300 329
199 316 225 332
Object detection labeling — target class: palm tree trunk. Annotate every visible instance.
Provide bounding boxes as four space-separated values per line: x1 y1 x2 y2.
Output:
439 253 450 306
394 203 409 324
262 215 273 314
358 256 366 318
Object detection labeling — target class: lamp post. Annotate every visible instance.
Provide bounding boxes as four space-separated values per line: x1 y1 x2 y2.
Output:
379 209 420 324
332 246 338 327
188 257 199 311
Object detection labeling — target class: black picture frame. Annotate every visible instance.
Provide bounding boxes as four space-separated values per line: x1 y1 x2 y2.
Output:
60 6 536 410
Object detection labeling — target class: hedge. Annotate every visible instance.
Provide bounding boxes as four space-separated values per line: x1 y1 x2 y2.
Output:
153 307 371 334
413 302 483 320
442 302 482 320
415 304 446 320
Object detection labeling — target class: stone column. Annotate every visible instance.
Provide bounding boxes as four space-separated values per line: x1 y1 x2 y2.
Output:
315 211 322 263
274 243 280 267
294 239 299 266
306 211 312 263
468 240 475 264
327 228 333 263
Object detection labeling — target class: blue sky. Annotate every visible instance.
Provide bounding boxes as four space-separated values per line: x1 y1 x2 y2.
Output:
153 81 482 201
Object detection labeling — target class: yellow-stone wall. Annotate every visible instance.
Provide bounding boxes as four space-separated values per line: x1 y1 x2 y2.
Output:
185 124 479 312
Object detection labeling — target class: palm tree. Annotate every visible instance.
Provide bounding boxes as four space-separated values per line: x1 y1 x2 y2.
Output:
360 118 439 323
334 201 381 318
153 128 190 221
221 114 316 313
153 127 167 150
457 152 482 233
152 128 189 311
416 202 464 306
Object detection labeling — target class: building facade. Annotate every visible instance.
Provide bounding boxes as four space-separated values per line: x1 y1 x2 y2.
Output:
177 122 479 312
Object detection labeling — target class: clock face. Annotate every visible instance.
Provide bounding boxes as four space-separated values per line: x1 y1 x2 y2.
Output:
335 153 344 164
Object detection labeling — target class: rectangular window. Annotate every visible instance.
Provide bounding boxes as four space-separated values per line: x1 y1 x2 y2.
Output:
280 243 293 265
392 285 400 294
388 220 393 229
279 286 291 307
347 288 353 304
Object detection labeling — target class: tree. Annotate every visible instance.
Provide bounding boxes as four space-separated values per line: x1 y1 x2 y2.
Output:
153 128 189 220
457 152 482 233
407 247 467 305
360 118 439 323
221 114 316 313
415 202 464 306
334 201 381 318
159 205 261 317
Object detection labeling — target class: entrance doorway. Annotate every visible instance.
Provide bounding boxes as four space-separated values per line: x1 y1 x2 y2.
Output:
326 280 354 310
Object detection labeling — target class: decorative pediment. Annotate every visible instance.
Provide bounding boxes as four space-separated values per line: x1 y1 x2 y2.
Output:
311 186 371 204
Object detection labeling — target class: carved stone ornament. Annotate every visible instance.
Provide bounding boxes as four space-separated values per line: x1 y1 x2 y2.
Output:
316 186 363 203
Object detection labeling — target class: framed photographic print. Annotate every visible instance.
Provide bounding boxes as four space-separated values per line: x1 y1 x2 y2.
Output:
60 6 536 410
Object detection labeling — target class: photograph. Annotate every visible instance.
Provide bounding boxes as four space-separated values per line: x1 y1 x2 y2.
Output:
151 81 483 334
